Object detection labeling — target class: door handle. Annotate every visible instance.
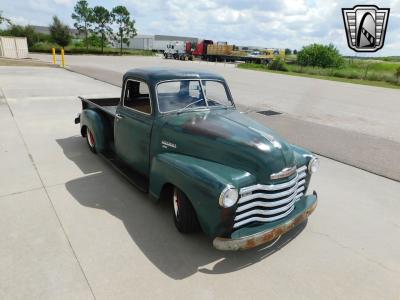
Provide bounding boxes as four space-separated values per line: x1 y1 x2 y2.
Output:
116 113 124 121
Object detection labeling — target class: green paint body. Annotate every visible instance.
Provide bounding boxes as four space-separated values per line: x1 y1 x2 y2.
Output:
79 68 316 239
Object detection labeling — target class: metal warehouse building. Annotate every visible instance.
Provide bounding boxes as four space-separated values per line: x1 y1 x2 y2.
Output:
129 34 198 51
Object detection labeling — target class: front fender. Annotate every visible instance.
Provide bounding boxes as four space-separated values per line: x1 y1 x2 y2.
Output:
80 109 110 153
291 144 314 192
149 153 255 237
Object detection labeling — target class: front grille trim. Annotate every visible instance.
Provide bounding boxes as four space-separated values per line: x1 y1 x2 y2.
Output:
234 198 296 221
238 179 306 203
234 205 295 228
233 165 307 229
236 188 304 213
239 166 306 194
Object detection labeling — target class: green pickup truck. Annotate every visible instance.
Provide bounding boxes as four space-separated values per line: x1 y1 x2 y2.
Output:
75 68 319 251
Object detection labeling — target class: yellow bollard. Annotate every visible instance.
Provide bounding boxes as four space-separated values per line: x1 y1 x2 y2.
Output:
61 48 65 68
51 48 56 64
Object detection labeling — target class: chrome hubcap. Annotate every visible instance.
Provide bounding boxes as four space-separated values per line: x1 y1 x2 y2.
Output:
87 127 95 148
173 189 179 218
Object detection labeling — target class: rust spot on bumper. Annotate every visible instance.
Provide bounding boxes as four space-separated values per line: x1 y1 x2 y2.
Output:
213 195 317 251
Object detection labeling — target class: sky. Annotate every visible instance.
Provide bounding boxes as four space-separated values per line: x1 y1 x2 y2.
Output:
2 0 400 56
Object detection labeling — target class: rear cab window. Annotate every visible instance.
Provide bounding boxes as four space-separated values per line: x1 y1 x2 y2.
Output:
123 80 152 115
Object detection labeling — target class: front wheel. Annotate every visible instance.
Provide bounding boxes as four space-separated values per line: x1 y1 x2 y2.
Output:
172 187 200 233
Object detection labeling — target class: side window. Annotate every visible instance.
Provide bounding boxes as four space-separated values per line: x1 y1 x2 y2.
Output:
123 80 151 115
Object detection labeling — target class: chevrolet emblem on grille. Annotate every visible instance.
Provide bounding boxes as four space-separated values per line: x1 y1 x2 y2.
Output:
270 166 297 180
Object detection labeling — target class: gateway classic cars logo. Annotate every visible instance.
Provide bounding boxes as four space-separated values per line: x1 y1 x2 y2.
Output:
342 5 390 52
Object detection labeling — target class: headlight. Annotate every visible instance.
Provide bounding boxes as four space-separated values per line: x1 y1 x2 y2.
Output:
308 157 319 173
219 185 239 208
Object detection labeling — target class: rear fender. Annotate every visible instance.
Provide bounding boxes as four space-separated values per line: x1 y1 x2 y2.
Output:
80 109 108 153
149 153 255 237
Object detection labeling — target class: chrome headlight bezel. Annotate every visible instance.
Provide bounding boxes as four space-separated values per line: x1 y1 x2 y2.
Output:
308 157 319 174
219 185 239 208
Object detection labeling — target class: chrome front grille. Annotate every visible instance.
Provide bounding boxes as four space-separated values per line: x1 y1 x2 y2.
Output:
234 166 307 229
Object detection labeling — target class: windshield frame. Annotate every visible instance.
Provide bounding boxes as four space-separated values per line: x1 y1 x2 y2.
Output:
155 79 235 114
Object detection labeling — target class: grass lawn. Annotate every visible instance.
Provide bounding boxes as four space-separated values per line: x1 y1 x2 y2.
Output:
238 61 400 90
30 43 155 56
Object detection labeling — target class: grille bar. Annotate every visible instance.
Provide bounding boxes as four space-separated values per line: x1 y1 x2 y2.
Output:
235 198 296 221
236 187 304 213
238 179 305 203
234 166 307 229
234 206 295 228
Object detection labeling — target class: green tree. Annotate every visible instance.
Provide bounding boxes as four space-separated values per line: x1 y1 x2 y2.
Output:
1 24 49 48
0 11 11 26
293 49 297 55
268 57 288 71
297 43 343 68
285 48 292 55
49 16 71 48
111 6 136 55
92 6 112 53
72 0 93 51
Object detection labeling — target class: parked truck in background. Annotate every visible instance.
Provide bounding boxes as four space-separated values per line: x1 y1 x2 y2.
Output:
191 40 285 63
163 41 192 60
164 39 285 64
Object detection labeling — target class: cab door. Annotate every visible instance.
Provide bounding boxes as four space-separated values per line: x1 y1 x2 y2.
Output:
114 79 153 176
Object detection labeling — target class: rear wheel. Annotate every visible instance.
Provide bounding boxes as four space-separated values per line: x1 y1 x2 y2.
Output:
86 126 97 153
172 187 200 233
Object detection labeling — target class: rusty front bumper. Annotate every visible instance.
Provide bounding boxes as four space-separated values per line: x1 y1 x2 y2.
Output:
213 192 318 251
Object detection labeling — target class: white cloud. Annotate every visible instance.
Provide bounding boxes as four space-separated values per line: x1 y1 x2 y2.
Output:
8 16 29 25
53 0 74 5
1 0 399 55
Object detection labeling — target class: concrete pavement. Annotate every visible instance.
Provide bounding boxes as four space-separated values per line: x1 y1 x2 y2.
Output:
0 66 399 299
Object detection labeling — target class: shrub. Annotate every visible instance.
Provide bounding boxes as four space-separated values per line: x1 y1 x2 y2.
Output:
268 57 288 71
396 66 400 84
29 42 155 56
0 24 50 48
72 35 108 48
49 16 71 48
297 43 344 68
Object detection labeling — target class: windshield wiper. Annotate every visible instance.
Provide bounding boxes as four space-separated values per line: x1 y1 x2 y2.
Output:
176 99 207 114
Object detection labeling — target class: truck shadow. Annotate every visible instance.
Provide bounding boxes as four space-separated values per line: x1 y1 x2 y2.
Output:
57 136 307 280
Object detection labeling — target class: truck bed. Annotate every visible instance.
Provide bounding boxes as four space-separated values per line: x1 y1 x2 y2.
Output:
77 96 148 192
79 96 120 117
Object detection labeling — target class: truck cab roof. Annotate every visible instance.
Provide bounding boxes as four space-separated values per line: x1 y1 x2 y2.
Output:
124 68 225 84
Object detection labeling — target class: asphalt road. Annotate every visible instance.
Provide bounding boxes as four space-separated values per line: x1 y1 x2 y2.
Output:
32 53 400 142
62 61 400 181
0 66 399 299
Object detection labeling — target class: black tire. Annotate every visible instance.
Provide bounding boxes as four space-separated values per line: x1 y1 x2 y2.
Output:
172 187 200 233
85 126 97 153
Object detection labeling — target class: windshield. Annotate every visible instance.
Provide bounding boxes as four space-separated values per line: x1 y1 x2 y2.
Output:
157 80 233 113
201 80 233 108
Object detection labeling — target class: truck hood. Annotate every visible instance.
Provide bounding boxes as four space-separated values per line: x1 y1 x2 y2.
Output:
159 109 297 183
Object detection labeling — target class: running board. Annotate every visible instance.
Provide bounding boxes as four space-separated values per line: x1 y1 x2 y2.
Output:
99 151 149 193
